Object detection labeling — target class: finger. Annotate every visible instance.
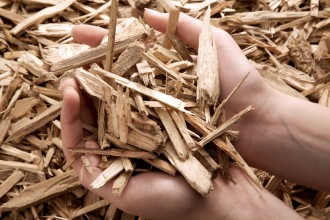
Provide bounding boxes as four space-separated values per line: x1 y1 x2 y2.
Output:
144 9 243 60
60 78 96 127
71 24 108 47
61 85 84 171
144 9 201 50
144 9 265 103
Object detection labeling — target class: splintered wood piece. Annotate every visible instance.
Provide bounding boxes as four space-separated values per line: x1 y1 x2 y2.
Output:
110 95 120 138
165 34 193 62
0 170 79 212
141 52 196 91
91 66 191 114
1 144 37 162
120 157 134 172
319 86 330 107
69 147 156 159
0 170 24 198
4 50 39 60
43 146 55 168
105 0 119 72
81 155 94 175
91 158 124 188
106 204 122 219
133 92 148 118
168 109 195 149
163 8 180 49
225 138 261 187
3 82 29 117
153 45 180 63
6 102 62 143
0 77 22 113
74 68 113 101
144 158 177 176
193 147 219 179
155 107 189 160
136 59 153 86
26 135 49 151
71 200 109 219
116 86 128 143
127 129 160 152
211 72 250 126
50 39 131 74
184 113 255 184
112 41 145 76
28 23 75 37
32 86 62 98
0 160 42 174
104 133 136 150
0 7 24 24
196 6 220 118
17 53 47 77
11 0 76 35
10 97 39 120
163 142 213 196
98 100 108 148
112 170 133 197
104 90 115 135
287 33 314 75
0 117 10 145
311 0 319 17
198 106 253 147
314 192 330 209
157 0 176 12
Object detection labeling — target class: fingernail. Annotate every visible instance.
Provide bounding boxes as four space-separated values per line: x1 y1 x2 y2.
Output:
63 86 75 95
144 8 161 14
59 77 71 90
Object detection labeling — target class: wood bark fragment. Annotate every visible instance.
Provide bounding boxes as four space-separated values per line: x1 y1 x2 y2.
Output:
11 0 76 35
91 158 124 188
196 7 220 122
0 117 10 145
105 0 119 72
0 170 79 212
0 170 24 199
69 147 156 159
155 107 189 160
198 106 253 147
91 66 191 114
168 109 195 149
112 41 145 76
144 158 177 176
6 102 62 143
163 7 180 49
163 142 213 196
71 200 110 219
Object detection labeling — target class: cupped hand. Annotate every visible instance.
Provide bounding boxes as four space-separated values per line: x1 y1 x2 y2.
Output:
60 11 301 220
60 78 282 220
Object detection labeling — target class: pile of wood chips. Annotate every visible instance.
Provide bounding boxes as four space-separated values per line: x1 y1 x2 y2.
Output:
0 0 329 219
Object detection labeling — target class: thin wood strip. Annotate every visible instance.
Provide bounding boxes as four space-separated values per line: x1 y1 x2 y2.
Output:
0 170 24 198
105 0 118 72
198 106 253 147
69 147 156 159
91 66 191 114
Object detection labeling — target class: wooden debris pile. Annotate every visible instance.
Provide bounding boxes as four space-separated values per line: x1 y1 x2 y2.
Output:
0 0 329 219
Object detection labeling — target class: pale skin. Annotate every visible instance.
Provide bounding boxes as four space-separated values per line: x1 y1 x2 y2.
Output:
60 9 330 220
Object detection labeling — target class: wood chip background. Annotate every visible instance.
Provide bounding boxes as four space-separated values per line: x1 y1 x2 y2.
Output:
0 0 329 219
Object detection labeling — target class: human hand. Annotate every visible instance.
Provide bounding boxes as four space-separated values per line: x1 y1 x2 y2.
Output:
60 10 303 220
145 10 330 192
